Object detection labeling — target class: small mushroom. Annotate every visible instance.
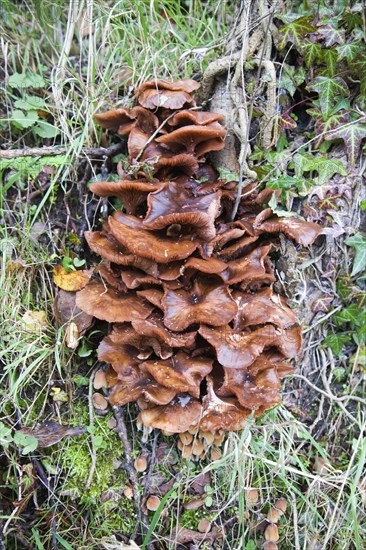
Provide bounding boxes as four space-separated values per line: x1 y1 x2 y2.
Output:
146 495 161 511
134 455 148 472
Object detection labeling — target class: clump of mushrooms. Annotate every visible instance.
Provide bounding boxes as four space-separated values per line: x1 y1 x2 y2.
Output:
76 78 322 452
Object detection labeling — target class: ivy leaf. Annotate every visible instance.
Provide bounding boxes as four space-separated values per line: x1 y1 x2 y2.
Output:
325 122 366 165
303 40 322 67
322 48 338 77
13 431 39 454
323 334 351 355
279 64 306 96
292 154 347 184
307 76 349 118
351 54 366 96
345 234 366 276
276 16 316 50
337 41 363 62
11 109 39 129
33 121 59 138
316 24 345 47
334 305 365 326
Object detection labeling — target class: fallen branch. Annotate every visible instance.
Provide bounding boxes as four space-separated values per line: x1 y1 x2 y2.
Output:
0 143 124 160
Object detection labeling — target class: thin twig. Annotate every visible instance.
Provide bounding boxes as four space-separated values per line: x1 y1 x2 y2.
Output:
0 142 124 160
85 369 97 490
113 406 142 533
33 459 58 550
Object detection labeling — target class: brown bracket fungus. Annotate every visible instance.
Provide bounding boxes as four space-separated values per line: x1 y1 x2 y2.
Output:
76 77 322 451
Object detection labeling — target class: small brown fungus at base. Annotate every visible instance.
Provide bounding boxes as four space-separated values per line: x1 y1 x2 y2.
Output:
76 77 321 448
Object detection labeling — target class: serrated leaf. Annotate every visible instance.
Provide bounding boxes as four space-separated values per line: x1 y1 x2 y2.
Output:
325 122 366 165
322 334 351 355
276 16 316 50
11 109 39 129
34 121 59 138
345 234 366 276
8 72 46 89
14 94 47 111
303 40 322 67
307 76 349 118
0 421 13 448
13 431 39 454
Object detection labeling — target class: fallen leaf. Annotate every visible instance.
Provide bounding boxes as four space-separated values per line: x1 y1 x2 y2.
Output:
191 472 211 495
168 525 218 545
54 289 93 349
183 497 205 510
50 387 69 403
20 421 85 447
53 264 92 292
21 310 48 333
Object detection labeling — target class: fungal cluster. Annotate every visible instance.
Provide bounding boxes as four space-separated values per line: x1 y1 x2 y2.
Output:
76 78 322 441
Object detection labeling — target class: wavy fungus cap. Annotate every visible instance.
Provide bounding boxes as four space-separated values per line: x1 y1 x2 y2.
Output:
77 77 322 443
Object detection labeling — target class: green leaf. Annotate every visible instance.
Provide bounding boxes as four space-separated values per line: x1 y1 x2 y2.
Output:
334 305 365 326
307 76 349 118
293 153 347 185
303 40 322 67
337 41 363 62
14 95 47 111
322 334 351 355
325 122 366 166
279 64 306 97
11 109 39 129
33 121 59 138
8 72 46 89
276 16 316 50
0 421 13 448
351 54 366 96
322 48 338 76
205 495 213 507
345 234 366 276
13 431 38 454
317 24 345 47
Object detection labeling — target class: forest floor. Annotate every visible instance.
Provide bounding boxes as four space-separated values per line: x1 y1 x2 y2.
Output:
0 1 365 549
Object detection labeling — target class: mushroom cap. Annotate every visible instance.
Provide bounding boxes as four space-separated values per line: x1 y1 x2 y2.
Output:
76 280 154 323
127 126 164 161
136 79 199 110
218 352 294 410
94 106 159 135
143 181 221 241
154 153 199 177
108 213 199 263
140 352 212 398
84 230 158 275
199 378 253 432
139 394 202 433
232 287 298 330
220 245 276 286
255 215 323 245
162 279 238 332
167 110 224 127
198 324 300 369
156 124 226 154
109 367 177 407
89 179 163 215
136 78 200 94
132 313 197 348
99 323 172 360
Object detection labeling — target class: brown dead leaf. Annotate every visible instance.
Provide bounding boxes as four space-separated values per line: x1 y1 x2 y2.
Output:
20 421 85 447
54 289 93 349
21 310 48 333
168 525 219 545
53 265 92 292
191 472 211 495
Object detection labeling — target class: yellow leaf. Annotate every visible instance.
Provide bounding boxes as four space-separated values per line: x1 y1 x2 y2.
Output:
53 265 92 291
21 310 48 333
